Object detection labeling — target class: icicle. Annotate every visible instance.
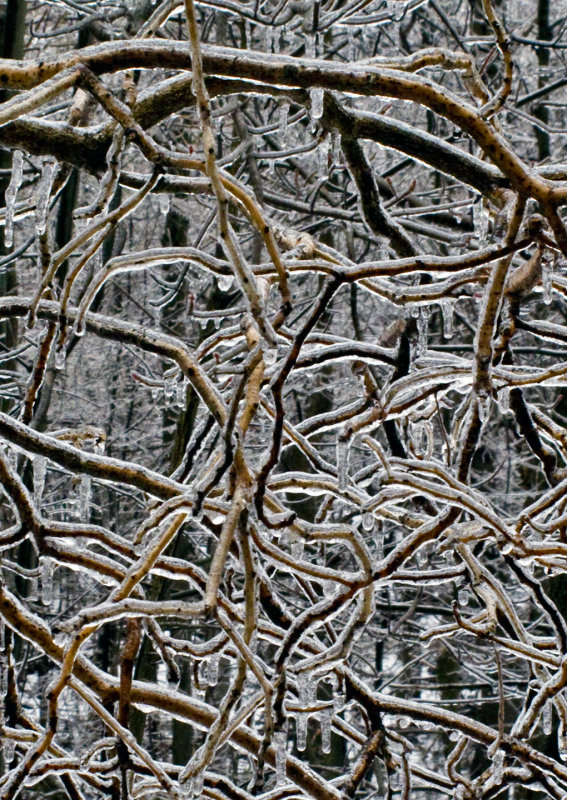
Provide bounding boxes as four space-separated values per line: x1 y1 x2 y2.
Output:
318 136 330 178
389 769 401 791
543 701 552 735
41 556 54 606
542 253 553 304
361 511 374 532
35 159 56 235
347 28 356 60
310 88 324 121
0 652 7 695
176 378 187 408
34 456 46 507
474 203 489 245
207 654 219 686
492 749 504 784
296 713 307 751
54 347 66 371
559 733 567 761
375 533 384 560
453 784 465 800
498 386 510 414
28 575 39 602
331 133 341 166
477 393 491 424
320 708 332 754
336 436 350 491
164 375 176 400
3 737 15 763
159 193 171 216
274 729 287 785
457 587 470 606
79 475 91 521
416 307 429 356
262 340 279 367
192 771 204 798
440 300 454 339
4 150 23 248
290 533 304 561
218 273 234 292
278 103 289 145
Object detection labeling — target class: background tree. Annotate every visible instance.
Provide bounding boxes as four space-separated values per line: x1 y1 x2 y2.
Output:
1 1 567 799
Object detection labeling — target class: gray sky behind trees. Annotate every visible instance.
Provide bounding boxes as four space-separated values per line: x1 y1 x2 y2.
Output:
2 0 567 798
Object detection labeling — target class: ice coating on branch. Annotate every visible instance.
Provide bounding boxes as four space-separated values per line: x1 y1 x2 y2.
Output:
320 708 332 754
336 436 350 491
440 300 454 339
41 557 54 606
310 88 324 121
79 475 91 521
4 150 23 248
274 729 287 785
34 456 46 507
542 701 552 735
35 159 56 236
278 102 289 145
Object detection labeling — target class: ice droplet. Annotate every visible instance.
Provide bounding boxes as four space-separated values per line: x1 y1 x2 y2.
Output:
310 88 324 121
320 708 332 754
274 729 287 785
34 456 46 507
278 102 289 145
164 375 176 399
41 556 54 606
79 475 91 521
218 273 234 292
4 150 23 248
542 701 552 735
440 300 454 339
336 436 350 491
